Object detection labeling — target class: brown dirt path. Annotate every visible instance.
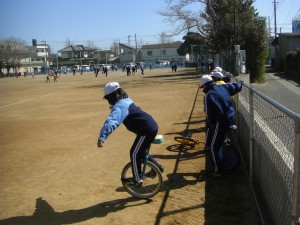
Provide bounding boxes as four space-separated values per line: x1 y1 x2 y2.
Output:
0 68 261 225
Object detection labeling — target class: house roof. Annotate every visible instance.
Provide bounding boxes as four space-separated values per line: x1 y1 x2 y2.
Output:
278 32 300 37
142 41 182 49
119 43 136 49
58 45 95 52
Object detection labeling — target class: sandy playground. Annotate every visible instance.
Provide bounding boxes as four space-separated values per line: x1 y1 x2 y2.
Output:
0 68 261 225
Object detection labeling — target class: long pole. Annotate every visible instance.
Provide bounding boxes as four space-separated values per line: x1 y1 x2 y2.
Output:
234 0 236 46
135 33 137 64
41 40 47 71
80 51 82 68
56 53 58 70
161 44 163 68
273 1 277 37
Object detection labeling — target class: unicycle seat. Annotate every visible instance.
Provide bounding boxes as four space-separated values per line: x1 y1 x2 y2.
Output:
229 125 237 130
152 135 164 144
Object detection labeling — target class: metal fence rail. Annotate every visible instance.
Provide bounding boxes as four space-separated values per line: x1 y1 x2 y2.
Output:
234 82 300 225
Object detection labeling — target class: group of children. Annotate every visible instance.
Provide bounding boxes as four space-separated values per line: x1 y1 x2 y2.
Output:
46 70 59 83
200 67 243 177
96 66 243 187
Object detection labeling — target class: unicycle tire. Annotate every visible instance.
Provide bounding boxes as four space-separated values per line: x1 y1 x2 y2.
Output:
121 161 163 199
222 145 240 171
209 145 240 171
174 136 198 146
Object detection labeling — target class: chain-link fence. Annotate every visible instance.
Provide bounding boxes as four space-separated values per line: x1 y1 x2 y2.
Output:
214 49 246 76
234 83 300 225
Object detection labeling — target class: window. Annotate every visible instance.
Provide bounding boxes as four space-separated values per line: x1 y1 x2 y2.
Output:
147 51 153 56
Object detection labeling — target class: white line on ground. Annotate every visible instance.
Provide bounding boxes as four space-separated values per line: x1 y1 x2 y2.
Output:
0 92 64 109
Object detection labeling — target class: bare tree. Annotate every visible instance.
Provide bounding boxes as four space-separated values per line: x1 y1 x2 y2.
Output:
86 40 96 49
110 39 119 55
64 38 73 47
158 32 173 44
158 0 208 37
0 37 28 74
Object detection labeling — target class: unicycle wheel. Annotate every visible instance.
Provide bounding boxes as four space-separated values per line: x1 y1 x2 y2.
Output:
174 136 199 146
222 145 240 171
209 145 240 171
121 161 163 199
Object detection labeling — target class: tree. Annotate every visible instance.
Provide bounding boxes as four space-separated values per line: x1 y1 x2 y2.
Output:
245 16 268 83
110 39 119 55
64 38 73 47
177 32 208 56
159 0 269 82
0 37 28 74
86 40 96 49
158 0 207 37
158 32 173 44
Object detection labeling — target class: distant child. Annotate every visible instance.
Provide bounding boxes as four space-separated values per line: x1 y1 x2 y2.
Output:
46 74 50 83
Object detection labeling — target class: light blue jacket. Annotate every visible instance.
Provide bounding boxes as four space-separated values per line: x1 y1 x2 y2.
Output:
99 97 158 142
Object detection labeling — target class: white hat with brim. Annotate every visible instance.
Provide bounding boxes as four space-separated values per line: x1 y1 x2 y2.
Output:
200 75 213 87
211 71 224 79
103 82 120 97
213 66 222 72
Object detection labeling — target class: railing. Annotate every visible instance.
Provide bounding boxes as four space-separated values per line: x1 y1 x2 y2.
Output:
233 81 300 225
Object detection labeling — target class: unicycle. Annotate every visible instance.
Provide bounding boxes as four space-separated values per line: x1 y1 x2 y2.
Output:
174 133 199 147
121 135 164 199
210 125 240 171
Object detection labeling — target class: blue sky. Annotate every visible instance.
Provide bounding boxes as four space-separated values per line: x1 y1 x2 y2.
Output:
0 0 299 52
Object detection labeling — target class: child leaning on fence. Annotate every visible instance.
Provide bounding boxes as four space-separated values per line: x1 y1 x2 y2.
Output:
200 75 243 177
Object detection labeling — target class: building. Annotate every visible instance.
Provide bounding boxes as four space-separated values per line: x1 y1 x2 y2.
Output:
118 43 137 65
59 45 95 60
272 33 300 68
17 39 50 74
58 45 117 68
140 41 188 67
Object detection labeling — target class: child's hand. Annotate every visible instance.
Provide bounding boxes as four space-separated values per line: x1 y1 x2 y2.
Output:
97 141 104 148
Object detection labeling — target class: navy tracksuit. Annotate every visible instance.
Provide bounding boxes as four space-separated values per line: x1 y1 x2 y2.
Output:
204 82 243 173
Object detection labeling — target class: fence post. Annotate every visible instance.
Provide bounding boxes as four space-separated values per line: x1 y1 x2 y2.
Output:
249 87 254 182
291 120 300 225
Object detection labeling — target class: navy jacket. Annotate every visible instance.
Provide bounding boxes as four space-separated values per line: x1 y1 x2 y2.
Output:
204 82 243 126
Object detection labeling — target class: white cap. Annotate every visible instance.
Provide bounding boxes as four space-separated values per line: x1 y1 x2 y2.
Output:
211 71 224 78
103 82 120 97
200 75 213 87
213 66 222 72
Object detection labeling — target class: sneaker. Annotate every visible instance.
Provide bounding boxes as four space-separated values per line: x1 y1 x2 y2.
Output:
203 146 211 151
211 171 222 178
121 177 143 187
145 169 157 178
157 165 164 173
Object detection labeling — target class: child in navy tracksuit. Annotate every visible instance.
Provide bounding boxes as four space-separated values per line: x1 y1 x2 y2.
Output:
200 75 243 177
97 82 163 185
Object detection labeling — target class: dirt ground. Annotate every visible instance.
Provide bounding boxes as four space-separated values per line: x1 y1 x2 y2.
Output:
0 68 261 225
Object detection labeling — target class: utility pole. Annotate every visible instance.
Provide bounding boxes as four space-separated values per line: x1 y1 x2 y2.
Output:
268 16 271 37
41 40 47 71
56 52 58 70
128 36 131 45
273 1 278 37
234 0 236 46
135 33 137 63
